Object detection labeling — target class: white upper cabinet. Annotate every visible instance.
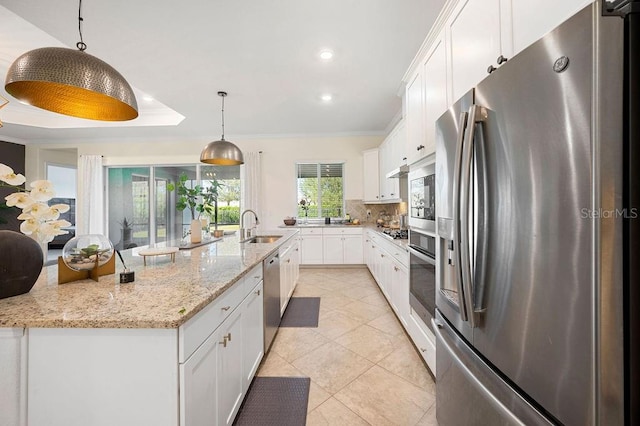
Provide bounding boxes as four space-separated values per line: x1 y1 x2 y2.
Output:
509 0 592 56
423 31 448 157
363 149 380 203
448 0 504 103
405 70 424 165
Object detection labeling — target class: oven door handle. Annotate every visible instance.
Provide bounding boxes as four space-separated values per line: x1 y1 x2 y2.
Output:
409 246 436 266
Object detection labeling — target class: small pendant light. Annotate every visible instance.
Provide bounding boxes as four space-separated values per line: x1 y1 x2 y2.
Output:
200 91 244 165
4 0 138 121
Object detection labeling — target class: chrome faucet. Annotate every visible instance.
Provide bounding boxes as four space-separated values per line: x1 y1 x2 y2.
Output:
239 209 260 241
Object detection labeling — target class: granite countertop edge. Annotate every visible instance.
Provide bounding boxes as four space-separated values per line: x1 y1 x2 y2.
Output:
0 230 299 330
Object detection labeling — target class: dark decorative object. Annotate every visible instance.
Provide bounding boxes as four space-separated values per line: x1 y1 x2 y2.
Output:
0 230 43 299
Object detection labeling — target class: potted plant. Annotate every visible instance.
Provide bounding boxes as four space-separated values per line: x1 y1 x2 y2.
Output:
199 181 223 235
168 174 223 243
118 217 133 248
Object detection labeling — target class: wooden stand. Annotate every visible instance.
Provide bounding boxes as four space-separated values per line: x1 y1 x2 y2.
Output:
58 255 116 284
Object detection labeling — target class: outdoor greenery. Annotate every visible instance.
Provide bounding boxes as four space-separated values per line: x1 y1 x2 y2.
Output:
218 206 240 224
218 179 240 206
297 175 344 218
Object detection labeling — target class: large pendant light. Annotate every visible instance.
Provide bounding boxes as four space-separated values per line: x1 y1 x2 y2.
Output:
200 91 244 165
4 0 138 121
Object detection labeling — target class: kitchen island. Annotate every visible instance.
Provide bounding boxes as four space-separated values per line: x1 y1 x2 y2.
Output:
0 230 299 426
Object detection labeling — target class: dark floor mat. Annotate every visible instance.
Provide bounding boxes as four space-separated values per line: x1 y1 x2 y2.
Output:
233 377 310 426
280 297 320 327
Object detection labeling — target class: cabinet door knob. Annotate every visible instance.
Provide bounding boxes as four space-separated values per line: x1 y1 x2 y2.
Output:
394 266 399 271
255 289 261 296
225 333 232 342
220 337 228 347
287 259 291 263
487 65 497 74
420 348 427 353
402 157 407 161
221 306 231 311
381 254 385 258
417 145 424 151
254 275 261 279
390 193 395 196
497 55 508 65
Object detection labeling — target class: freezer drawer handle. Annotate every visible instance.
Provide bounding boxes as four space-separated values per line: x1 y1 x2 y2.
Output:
432 317 525 426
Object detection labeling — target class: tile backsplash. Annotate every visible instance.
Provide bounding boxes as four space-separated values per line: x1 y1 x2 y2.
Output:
345 199 407 223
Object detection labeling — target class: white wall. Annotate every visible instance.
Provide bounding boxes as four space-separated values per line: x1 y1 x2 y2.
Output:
28 135 382 230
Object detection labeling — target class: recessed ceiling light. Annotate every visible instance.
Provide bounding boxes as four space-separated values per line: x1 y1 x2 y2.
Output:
319 50 334 60
142 95 154 102
321 94 333 102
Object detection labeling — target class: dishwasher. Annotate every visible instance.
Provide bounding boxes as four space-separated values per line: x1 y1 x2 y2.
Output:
263 251 281 353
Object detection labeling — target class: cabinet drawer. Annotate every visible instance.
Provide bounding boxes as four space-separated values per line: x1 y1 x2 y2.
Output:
377 238 409 268
323 227 363 235
409 312 436 375
300 228 322 235
179 278 247 363
243 264 263 294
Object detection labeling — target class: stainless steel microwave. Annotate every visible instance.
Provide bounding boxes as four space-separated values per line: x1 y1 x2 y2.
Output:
408 162 435 232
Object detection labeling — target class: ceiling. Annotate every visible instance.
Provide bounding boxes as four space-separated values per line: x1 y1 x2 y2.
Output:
0 0 445 145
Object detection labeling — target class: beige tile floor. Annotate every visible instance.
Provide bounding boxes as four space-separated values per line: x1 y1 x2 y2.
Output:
256 267 438 426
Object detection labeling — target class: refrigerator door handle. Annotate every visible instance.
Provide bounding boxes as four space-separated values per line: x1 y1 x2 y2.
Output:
452 111 471 322
460 105 488 326
432 317 526 426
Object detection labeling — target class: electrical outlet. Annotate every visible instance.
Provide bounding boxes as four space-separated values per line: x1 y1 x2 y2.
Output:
366 209 371 217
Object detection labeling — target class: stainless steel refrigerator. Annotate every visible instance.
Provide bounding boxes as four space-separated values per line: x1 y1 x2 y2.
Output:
434 1 638 424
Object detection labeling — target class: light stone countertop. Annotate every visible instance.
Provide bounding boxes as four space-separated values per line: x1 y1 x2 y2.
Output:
0 229 299 329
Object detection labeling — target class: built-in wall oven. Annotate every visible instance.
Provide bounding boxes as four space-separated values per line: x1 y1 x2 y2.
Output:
408 162 435 232
408 229 436 330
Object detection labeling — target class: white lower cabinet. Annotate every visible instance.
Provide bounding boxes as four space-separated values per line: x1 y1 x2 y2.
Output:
241 281 264 393
181 307 245 426
390 258 409 328
300 228 323 265
280 239 301 315
180 329 219 426
364 230 435 374
25 263 267 426
408 311 436 375
321 228 363 265
216 309 244 426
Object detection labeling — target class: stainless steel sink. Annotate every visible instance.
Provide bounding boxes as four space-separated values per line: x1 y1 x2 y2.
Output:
244 235 282 244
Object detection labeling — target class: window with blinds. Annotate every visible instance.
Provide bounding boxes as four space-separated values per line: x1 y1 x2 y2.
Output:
296 163 345 218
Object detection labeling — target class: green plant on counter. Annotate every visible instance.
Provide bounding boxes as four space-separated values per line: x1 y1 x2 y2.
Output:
167 173 224 222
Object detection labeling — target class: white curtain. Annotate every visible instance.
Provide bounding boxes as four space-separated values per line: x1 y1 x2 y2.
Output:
241 152 262 230
77 155 104 235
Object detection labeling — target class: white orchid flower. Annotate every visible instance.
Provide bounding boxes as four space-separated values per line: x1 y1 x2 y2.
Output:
18 214 39 235
50 203 70 213
29 180 55 202
24 202 60 221
5 192 35 209
35 220 71 244
0 163 26 186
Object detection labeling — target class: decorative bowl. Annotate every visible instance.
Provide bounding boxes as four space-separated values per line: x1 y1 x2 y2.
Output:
62 234 114 271
283 218 297 226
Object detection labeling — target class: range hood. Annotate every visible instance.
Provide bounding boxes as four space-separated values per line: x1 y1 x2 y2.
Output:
386 164 409 178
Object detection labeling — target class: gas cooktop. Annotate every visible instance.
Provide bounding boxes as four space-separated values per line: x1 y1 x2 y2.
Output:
381 228 408 239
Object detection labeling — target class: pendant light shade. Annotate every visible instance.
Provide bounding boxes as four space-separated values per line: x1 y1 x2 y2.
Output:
3 0 137 121
5 47 138 121
200 91 244 165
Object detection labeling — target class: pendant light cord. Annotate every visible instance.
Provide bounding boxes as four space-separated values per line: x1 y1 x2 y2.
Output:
220 94 225 140
76 0 87 51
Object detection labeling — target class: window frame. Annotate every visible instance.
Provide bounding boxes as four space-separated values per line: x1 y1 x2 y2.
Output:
296 161 346 219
